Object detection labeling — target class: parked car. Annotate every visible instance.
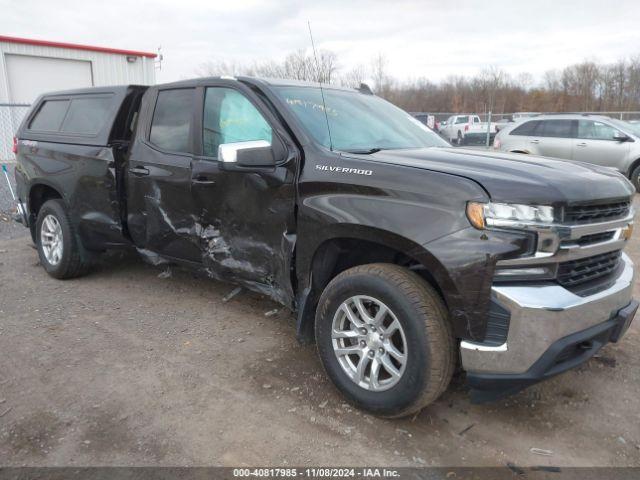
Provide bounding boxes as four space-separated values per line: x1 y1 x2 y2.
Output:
495 112 540 132
436 119 447 132
13 78 637 417
411 112 436 130
440 114 497 145
494 114 640 190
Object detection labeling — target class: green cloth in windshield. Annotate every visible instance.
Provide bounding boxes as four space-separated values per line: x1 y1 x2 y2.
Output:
203 87 272 157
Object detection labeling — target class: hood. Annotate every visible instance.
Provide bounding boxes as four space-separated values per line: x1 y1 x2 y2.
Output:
358 147 634 205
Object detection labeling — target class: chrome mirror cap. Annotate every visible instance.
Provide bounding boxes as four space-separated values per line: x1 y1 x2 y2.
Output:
218 140 271 163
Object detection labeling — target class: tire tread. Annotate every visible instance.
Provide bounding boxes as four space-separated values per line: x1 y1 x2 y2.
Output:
36 199 90 279
317 263 455 418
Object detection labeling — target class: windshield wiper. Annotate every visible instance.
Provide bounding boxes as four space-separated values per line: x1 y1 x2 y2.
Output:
341 148 382 154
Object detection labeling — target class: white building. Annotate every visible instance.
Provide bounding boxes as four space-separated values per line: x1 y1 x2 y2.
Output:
0 35 156 160
0 35 156 103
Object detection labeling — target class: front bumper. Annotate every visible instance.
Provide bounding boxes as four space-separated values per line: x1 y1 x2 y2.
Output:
461 252 636 401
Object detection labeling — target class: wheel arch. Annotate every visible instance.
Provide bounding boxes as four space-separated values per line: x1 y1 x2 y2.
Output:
28 183 65 241
626 157 640 178
295 227 456 344
29 183 65 217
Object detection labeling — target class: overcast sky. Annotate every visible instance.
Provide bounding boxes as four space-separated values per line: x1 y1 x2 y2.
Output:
2 0 640 84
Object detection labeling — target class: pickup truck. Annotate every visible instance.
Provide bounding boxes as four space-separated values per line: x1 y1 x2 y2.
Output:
13 77 638 418
440 114 497 145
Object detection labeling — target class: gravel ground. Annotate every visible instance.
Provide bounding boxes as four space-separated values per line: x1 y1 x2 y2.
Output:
0 184 639 467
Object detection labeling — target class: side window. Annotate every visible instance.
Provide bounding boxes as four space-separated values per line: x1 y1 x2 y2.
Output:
29 100 70 131
578 120 618 140
510 120 540 136
539 120 573 138
203 87 272 158
149 89 195 153
61 96 113 135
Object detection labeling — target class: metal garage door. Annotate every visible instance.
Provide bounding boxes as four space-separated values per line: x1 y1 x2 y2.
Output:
5 54 93 104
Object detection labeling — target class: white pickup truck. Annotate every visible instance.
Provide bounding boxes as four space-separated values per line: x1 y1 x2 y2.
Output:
440 114 497 145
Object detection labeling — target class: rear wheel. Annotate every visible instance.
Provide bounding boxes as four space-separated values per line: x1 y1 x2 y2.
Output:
457 131 464 145
315 263 455 418
36 199 90 279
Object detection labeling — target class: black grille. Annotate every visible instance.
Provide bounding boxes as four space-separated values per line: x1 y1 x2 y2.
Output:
563 201 630 224
574 231 615 246
557 250 622 288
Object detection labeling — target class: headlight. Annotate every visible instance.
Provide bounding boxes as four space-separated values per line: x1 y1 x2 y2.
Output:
466 202 554 230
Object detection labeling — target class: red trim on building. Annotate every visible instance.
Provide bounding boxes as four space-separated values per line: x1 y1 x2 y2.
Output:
0 35 157 58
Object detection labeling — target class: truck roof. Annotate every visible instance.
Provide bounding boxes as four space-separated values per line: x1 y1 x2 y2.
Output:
32 85 144 98
149 76 367 93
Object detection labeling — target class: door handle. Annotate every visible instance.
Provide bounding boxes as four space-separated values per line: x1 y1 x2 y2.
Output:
192 175 216 185
530 139 540 144
129 166 150 176
576 142 587 147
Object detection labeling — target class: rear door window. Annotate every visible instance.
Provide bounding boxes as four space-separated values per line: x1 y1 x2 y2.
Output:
455 116 469 124
29 100 70 131
149 89 195 153
61 96 113 135
539 120 573 138
509 120 540 136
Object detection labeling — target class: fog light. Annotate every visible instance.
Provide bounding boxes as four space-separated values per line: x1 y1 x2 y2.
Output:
494 266 555 282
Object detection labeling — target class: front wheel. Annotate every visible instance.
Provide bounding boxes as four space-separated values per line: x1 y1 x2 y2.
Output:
630 165 640 192
36 199 91 279
315 263 455 418
457 131 464 145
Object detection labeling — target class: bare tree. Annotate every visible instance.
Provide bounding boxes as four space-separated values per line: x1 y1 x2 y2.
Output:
195 49 640 115
371 53 390 94
340 64 368 88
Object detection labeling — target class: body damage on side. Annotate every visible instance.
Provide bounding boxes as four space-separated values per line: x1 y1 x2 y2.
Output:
123 81 299 307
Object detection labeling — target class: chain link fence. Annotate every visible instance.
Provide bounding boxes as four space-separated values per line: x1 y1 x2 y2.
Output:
0 103 30 162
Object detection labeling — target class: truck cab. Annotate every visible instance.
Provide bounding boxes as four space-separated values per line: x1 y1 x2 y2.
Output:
12 77 638 417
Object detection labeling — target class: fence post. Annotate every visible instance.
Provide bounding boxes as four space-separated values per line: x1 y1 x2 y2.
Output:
485 111 492 148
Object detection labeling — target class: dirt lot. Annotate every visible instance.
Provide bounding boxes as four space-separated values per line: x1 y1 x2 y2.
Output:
0 196 639 467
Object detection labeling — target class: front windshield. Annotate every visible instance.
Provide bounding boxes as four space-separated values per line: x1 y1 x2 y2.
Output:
274 86 449 152
610 118 640 137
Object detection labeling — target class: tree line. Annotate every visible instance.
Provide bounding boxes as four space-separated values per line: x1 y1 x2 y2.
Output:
197 51 640 115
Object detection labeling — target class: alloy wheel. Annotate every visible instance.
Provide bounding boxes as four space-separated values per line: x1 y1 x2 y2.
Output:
41 214 63 266
331 295 408 391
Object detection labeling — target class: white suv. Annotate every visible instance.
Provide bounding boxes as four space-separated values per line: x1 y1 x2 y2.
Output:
494 115 640 190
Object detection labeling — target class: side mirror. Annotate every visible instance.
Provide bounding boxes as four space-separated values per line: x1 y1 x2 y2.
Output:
219 140 273 167
218 138 286 170
613 131 630 142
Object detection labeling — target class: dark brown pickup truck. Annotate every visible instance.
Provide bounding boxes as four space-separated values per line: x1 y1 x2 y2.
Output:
12 76 638 417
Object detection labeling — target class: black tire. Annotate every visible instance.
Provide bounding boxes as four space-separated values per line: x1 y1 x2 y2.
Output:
630 165 640 192
35 199 90 279
457 131 464 146
315 263 455 418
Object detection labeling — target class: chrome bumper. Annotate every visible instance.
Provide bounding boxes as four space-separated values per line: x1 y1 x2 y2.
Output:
461 252 635 374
